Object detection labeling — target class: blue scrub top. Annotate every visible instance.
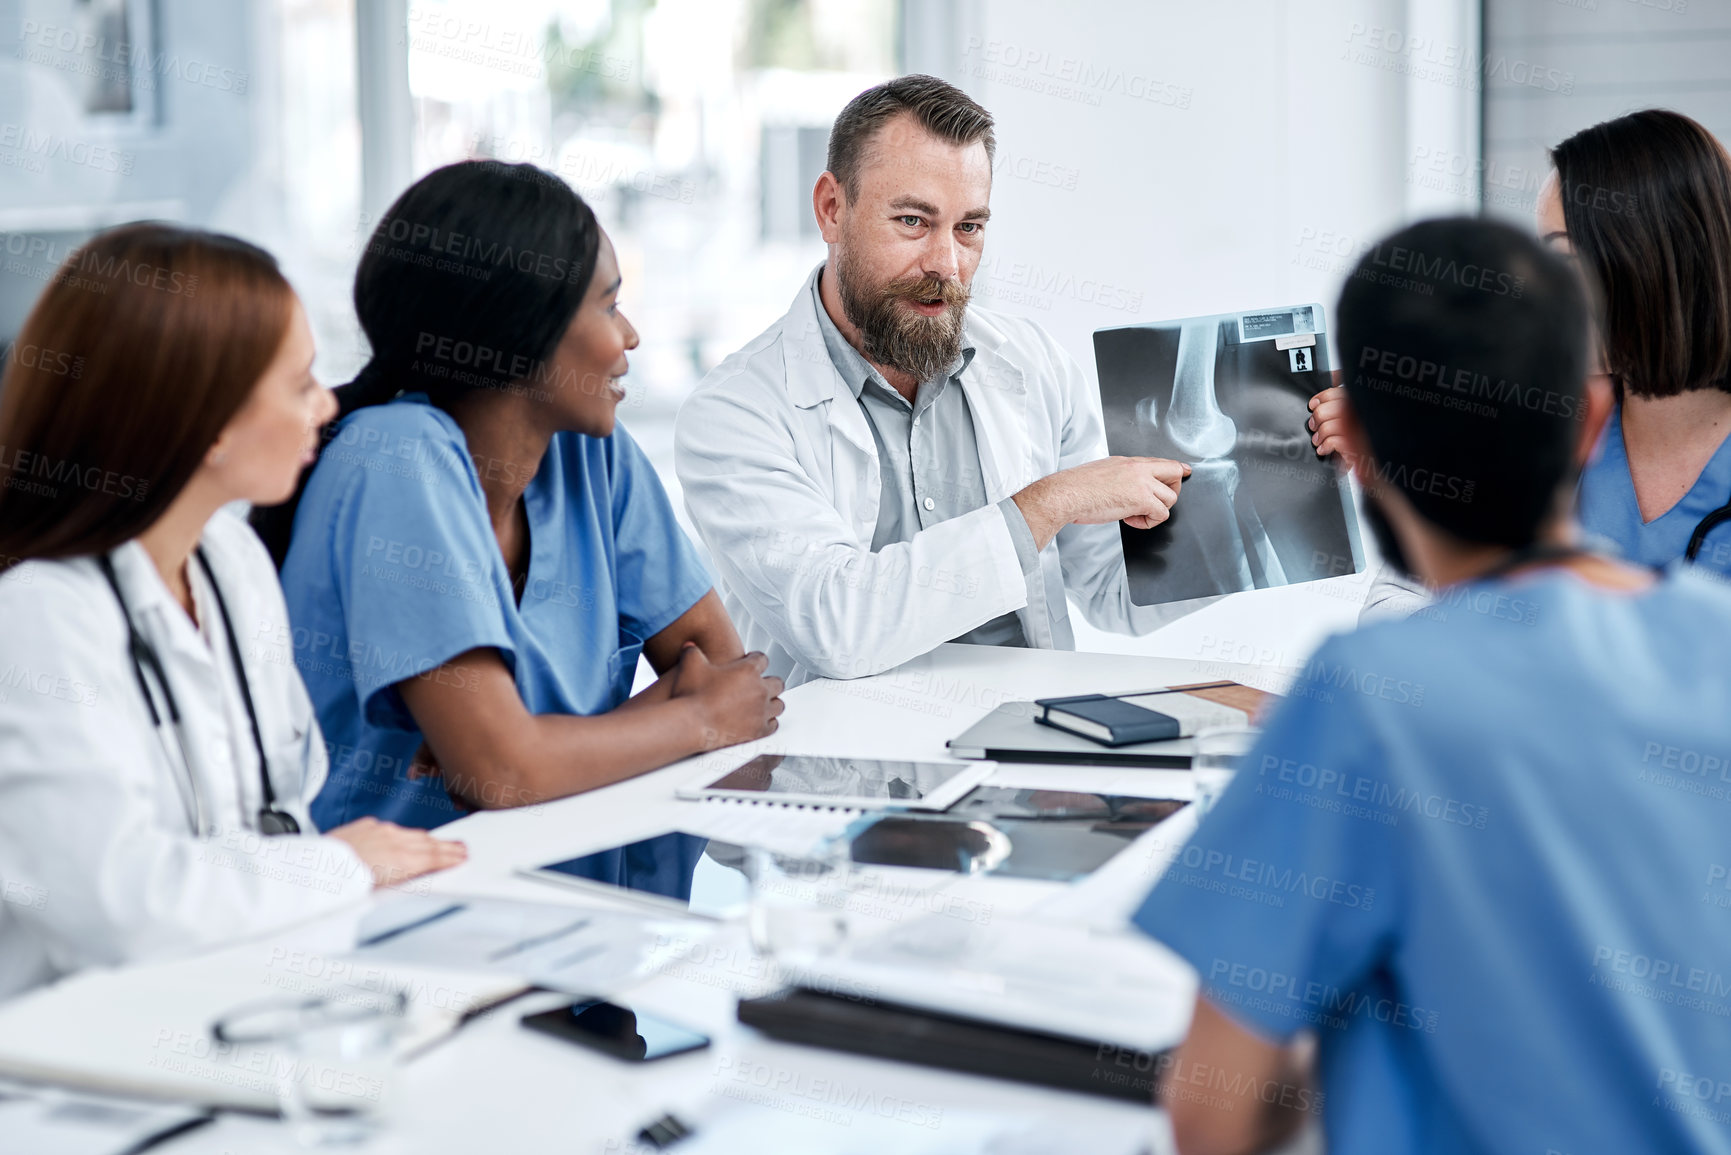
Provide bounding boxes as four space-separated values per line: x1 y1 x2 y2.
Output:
282 395 714 836
1579 403 1731 577
1132 568 1731 1155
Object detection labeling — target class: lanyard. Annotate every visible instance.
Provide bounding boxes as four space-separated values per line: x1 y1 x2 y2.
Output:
97 547 301 836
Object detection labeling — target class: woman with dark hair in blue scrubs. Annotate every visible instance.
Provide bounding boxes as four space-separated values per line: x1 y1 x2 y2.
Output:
1312 109 1731 610
256 162 782 893
1547 110 1731 578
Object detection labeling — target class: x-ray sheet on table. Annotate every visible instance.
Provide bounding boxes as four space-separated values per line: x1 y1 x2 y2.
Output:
1094 304 1365 604
350 894 694 995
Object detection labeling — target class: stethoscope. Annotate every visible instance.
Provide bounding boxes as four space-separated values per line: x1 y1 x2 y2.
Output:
1606 383 1731 564
1686 498 1731 563
96 547 302 836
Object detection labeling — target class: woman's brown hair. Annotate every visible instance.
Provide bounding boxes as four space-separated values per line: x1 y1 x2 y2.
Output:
0 223 294 569
1551 109 1731 398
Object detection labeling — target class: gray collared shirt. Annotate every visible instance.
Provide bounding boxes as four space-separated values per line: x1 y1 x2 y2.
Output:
811 269 1040 647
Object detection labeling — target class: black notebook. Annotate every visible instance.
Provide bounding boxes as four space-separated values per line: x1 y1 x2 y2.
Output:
1035 694 1183 746
736 986 1166 1103
1035 681 1263 748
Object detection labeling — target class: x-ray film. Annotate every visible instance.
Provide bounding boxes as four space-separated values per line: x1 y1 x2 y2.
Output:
1094 306 1365 605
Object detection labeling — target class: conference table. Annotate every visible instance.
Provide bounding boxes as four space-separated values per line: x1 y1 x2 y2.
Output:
2 643 1305 1155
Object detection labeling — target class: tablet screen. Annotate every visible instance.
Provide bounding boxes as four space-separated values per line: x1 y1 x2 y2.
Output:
534 830 751 918
697 754 980 804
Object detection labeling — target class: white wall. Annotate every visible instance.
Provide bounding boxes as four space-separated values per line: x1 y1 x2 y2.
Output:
915 0 1480 675
1481 0 1731 226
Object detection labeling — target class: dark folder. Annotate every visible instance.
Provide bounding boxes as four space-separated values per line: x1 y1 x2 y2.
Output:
736 986 1165 1103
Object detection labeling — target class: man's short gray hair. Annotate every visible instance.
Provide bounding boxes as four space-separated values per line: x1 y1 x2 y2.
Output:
826 73 995 200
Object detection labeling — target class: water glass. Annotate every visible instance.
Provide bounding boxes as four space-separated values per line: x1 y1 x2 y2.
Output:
214 991 407 1147
742 840 851 959
1190 725 1258 818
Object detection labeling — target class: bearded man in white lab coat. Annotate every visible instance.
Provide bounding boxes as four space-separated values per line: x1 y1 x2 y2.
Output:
676 74 1192 686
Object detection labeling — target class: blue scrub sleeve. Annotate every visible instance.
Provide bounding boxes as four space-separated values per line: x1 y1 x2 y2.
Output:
1131 637 1405 1042
327 438 517 732
608 427 716 644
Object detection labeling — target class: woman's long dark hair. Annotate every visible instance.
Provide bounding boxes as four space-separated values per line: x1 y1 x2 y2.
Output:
1551 109 1731 399
252 160 602 564
0 224 294 569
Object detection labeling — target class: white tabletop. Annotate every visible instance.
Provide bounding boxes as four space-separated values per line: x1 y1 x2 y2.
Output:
6 644 1293 1155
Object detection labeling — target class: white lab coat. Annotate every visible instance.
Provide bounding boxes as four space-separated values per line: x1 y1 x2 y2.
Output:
1359 564 1433 623
0 509 373 1002
676 265 1190 686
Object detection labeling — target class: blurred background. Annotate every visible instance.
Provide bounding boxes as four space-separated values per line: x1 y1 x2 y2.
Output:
1 0 1726 671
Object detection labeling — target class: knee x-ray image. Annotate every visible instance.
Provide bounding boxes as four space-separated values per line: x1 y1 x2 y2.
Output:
1094 305 1364 605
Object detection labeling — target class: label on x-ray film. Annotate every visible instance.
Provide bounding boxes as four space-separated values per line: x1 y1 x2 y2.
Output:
1289 347 1315 372
1239 306 1318 343
1275 333 1316 351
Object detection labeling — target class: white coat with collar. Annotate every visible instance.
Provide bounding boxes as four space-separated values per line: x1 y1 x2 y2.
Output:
676 265 1185 686
0 509 374 1002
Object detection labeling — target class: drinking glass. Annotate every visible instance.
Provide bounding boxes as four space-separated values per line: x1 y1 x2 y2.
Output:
742 838 852 959
1190 725 1258 819
214 990 407 1147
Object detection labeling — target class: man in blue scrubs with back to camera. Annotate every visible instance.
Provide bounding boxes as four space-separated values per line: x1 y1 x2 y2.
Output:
1133 217 1731 1155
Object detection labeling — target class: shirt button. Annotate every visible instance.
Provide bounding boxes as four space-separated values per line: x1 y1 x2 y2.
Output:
913 416 921 428
923 497 935 511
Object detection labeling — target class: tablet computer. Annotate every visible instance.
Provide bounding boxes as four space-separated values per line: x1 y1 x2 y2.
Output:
517 829 752 919
675 753 993 811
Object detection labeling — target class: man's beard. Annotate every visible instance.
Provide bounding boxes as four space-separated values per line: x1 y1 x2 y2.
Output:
834 243 970 385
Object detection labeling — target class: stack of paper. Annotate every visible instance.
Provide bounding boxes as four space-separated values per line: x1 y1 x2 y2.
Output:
794 915 1197 1054
0 934 526 1112
353 892 705 995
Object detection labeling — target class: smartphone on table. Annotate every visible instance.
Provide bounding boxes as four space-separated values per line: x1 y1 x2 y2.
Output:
521 999 710 1062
